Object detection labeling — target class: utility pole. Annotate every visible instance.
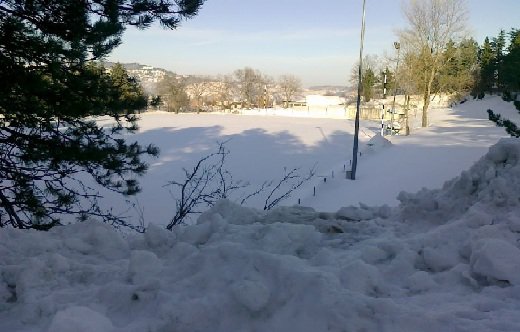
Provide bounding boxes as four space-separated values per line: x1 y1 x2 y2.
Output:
263 84 268 109
350 0 367 180
382 72 387 136
390 42 401 135
383 72 387 99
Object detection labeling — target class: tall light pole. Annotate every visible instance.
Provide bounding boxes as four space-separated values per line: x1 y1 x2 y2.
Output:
390 42 400 135
350 0 367 180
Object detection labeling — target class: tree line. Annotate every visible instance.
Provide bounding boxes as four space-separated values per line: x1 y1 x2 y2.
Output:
354 0 519 131
482 29 520 137
155 68 302 113
475 29 520 99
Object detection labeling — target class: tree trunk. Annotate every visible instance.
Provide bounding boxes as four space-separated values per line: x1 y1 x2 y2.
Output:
421 88 430 127
0 190 26 228
405 95 410 135
422 67 436 127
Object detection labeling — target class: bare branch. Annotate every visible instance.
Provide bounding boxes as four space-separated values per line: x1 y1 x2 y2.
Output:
165 142 316 229
263 166 316 211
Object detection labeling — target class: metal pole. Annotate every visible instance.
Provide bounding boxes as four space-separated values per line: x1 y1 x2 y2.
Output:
383 73 387 99
382 72 387 136
350 0 367 180
381 104 385 136
390 42 400 135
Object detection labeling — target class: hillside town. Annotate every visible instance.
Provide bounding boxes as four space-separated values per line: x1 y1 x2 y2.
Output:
104 62 437 134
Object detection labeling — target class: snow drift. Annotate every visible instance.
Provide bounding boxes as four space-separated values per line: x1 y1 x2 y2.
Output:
1 138 520 332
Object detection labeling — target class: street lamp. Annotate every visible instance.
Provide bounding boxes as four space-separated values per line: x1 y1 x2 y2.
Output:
390 41 400 135
349 0 367 180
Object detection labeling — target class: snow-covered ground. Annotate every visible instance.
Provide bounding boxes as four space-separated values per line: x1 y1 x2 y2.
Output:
92 95 517 226
1 96 520 331
302 96 520 210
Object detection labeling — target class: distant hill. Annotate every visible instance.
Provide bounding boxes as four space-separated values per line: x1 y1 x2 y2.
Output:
308 85 347 91
101 62 351 97
102 62 176 75
101 62 179 94
306 85 349 97
101 62 170 72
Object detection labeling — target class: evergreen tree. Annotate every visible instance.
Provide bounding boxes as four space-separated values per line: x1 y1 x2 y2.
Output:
476 37 495 96
502 29 520 92
491 29 507 91
487 28 520 138
0 0 204 229
507 29 520 53
109 63 148 114
361 68 376 102
436 40 458 93
458 38 479 83
438 38 478 96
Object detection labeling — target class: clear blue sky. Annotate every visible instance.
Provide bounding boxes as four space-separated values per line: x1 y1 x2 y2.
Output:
108 0 520 86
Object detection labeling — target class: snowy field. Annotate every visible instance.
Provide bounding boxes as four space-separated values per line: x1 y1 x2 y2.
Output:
1 96 520 331
90 95 517 227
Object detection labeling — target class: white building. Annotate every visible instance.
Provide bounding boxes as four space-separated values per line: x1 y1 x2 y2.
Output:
305 95 343 107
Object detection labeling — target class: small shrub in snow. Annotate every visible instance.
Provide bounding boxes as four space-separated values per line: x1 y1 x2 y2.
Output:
502 91 513 102
165 142 315 228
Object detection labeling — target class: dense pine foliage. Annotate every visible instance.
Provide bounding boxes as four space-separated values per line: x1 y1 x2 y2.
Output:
481 29 520 138
476 29 520 97
0 0 204 229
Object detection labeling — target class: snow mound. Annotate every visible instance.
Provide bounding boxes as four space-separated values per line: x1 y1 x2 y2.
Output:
361 132 392 155
48 306 114 332
1 139 520 331
398 138 520 223
470 239 520 285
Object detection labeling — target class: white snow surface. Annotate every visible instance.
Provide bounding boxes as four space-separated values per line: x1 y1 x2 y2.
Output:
85 96 519 225
2 96 520 331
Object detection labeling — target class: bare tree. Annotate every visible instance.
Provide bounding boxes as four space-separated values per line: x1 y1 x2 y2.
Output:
399 0 468 127
234 67 266 108
278 75 302 108
157 75 190 113
214 75 236 109
185 76 212 112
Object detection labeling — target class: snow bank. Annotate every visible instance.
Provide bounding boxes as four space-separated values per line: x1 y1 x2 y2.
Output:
361 132 392 156
1 139 520 331
398 138 520 224
49 306 115 332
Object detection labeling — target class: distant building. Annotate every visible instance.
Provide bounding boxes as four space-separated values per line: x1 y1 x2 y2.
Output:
286 100 307 107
